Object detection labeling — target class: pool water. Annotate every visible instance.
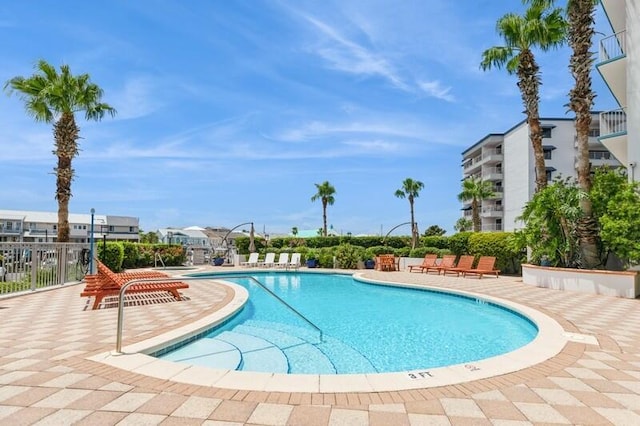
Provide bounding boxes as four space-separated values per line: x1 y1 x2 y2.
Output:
158 272 538 374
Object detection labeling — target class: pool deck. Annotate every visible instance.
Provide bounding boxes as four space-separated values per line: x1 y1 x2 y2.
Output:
1 267 640 425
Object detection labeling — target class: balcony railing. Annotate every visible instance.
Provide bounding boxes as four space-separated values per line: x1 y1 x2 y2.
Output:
599 30 626 62
599 109 627 138
481 223 503 232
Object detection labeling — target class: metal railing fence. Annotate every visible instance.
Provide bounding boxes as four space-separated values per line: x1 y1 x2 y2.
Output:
0 242 90 295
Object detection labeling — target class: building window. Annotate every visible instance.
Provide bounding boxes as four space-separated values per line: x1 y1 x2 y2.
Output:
588 128 600 137
129 226 135 233
546 170 553 181
544 150 552 160
109 226 114 232
53 225 57 230
589 150 611 160
541 127 553 138
5 222 12 231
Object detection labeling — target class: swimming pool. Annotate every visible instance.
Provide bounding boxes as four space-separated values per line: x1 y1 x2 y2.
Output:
157 272 537 374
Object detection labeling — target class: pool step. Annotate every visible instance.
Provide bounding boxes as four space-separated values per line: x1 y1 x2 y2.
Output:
161 338 241 370
242 320 376 373
235 324 336 374
215 331 289 373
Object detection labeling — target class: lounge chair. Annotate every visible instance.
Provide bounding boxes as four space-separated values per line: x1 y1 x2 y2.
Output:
376 254 396 271
423 255 456 275
408 254 438 273
81 261 189 310
240 252 260 267
259 252 276 268
275 253 289 268
288 253 301 270
441 255 475 277
463 256 500 278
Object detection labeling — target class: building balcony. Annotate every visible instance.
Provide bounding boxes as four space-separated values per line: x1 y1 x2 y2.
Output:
482 167 503 181
599 108 628 164
597 31 627 106
481 205 503 218
481 223 503 232
481 149 503 164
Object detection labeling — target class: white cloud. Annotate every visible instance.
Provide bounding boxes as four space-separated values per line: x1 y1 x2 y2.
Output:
418 80 455 102
110 76 163 120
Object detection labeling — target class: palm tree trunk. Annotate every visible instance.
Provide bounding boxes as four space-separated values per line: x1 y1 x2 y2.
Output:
322 200 328 237
472 199 480 232
569 0 600 269
517 50 547 192
54 112 79 242
409 198 416 249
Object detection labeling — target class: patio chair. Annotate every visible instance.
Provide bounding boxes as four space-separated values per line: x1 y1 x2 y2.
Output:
288 253 301 270
240 252 260 267
463 256 500 278
441 255 475 277
275 253 290 268
81 261 189 310
259 252 276 267
408 254 438 273
376 254 396 271
423 254 456 275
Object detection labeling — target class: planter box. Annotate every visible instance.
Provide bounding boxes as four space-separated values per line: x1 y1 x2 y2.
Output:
522 263 640 298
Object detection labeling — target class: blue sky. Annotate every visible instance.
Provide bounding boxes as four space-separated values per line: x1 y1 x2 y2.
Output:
0 1 617 236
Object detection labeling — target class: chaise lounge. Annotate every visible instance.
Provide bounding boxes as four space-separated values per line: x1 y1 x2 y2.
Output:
408 254 438 273
463 256 500 278
81 261 189 310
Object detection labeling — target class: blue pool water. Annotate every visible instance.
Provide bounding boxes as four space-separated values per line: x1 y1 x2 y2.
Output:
158 272 537 374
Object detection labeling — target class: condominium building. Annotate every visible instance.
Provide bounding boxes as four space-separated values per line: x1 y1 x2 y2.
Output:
597 0 639 179
461 114 620 232
0 209 140 243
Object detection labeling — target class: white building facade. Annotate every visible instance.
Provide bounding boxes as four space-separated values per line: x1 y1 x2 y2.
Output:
462 114 620 232
598 0 639 180
0 209 140 243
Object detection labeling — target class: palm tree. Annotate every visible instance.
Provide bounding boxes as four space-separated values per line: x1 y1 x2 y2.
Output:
311 181 336 237
480 0 566 192
565 0 601 267
458 177 496 232
394 178 424 249
291 226 298 237
5 60 116 242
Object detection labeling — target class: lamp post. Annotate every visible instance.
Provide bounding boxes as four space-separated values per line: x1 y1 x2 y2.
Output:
89 208 95 274
167 231 173 246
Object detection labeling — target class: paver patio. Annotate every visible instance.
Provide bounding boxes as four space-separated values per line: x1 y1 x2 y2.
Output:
1 267 639 425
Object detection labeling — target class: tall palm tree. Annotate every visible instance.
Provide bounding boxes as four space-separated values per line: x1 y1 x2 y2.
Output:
311 181 336 237
394 178 424 249
458 177 496 232
5 60 116 242
480 0 566 192
565 0 600 267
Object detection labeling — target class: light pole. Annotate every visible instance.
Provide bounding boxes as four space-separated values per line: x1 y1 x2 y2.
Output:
167 231 173 246
89 208 95 274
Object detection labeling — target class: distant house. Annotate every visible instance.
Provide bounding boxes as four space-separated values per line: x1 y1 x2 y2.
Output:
157 228 210 248
295 229 339 238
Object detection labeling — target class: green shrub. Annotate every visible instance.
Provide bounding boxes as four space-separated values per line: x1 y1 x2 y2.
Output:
410 247 442 258
121 242 140 269
334 244 361 269
97 242 125 271
317 247 335 268
367 245 396 256
448 232 473 256
419 236 449 249
467 232 523 274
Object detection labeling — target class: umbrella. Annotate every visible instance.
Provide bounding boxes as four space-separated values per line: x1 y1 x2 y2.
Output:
248 223 256 252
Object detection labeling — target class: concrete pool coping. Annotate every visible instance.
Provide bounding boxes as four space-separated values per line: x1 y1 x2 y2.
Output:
88 271 575 393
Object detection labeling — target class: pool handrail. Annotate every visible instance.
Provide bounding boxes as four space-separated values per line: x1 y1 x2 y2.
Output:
115 275 323 353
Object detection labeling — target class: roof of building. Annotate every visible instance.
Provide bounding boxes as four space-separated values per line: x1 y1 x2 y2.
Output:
0 209 108 225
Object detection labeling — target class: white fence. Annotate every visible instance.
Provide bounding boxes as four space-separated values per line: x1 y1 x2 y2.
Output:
0 242 89 295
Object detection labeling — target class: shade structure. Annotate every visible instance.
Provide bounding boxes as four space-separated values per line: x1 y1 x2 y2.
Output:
248 223 256 253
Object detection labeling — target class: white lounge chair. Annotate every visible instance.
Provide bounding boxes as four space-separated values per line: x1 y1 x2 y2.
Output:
275 253 289 268
288 253 301 270
259 252 276 268
240 252 259 267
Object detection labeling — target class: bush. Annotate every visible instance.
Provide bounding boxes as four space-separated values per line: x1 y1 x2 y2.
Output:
419 236 449 249
409 247 451 258
121 242 140 270
334 244 361 269
317 247 335 268
97 242 125 271
448 232 473 256
467 232 523 274
367 245 397 256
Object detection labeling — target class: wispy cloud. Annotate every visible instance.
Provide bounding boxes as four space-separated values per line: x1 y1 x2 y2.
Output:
418 80 455 102
110 76 164 120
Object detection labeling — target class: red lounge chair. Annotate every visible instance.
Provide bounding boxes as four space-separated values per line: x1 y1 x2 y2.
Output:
442 255 476 277
408 254 438 273
463 256 500 278
81 261 189 310
423 255 456 275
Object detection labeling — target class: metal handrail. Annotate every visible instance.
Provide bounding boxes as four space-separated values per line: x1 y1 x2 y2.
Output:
154 252 165 268
115 274 323 353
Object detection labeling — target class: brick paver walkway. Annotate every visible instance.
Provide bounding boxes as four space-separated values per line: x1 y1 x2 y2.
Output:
1 268 639 425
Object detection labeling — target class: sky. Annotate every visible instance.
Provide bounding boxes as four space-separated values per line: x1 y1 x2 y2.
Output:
0 0 618 237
